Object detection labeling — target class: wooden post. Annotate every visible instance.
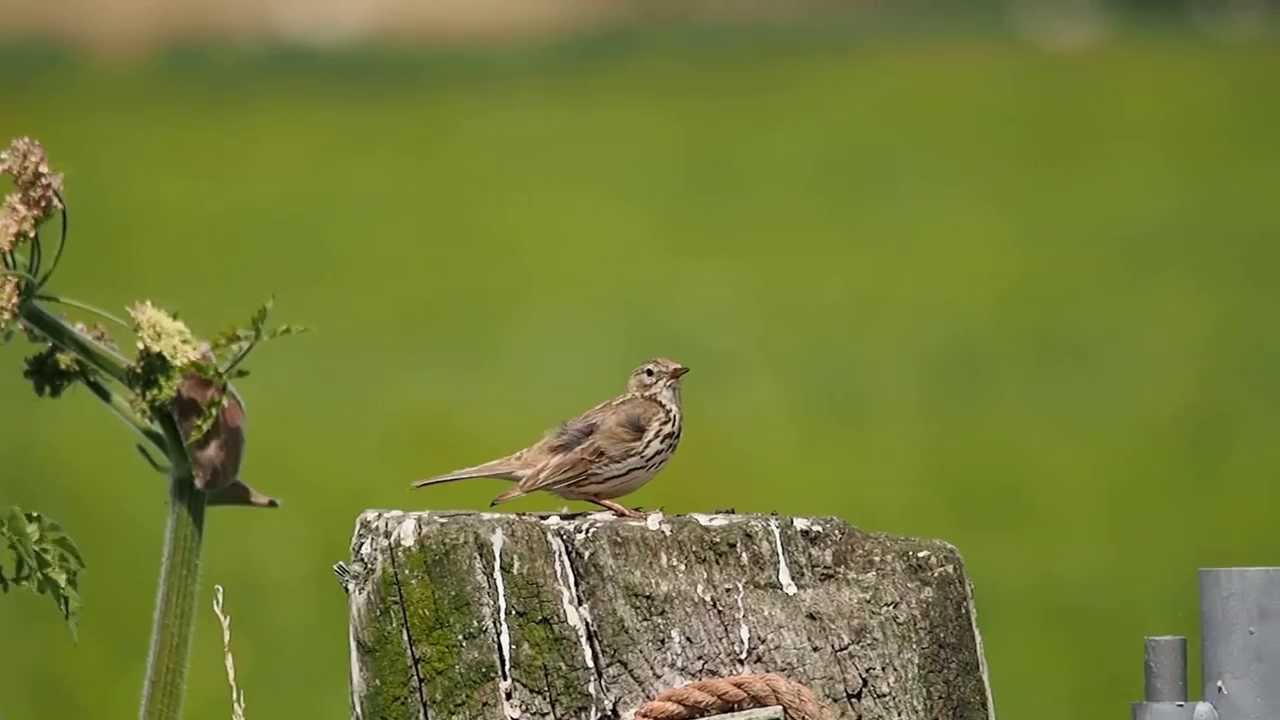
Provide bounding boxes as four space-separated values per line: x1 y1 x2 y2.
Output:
344 511 994 720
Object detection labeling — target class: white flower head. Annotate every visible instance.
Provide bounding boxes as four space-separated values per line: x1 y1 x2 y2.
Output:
128 300 205 367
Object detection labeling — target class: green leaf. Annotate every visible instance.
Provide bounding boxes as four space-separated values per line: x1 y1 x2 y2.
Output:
251 296 273 331
186 392 227 445
0 506 86 639
214 296 306 378
267 323 309 339
210 328 245 352
51 535 85 567
6 507 36 562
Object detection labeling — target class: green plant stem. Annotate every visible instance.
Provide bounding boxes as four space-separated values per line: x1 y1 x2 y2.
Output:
34 197 68 291
21 300 132 385
80 376 167 451
34 293 130 328
21 300 165 450
1 268 39 283
28 299 210 719
138 419 206 720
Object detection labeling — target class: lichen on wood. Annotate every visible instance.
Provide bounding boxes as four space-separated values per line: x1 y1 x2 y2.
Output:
345 511 993 720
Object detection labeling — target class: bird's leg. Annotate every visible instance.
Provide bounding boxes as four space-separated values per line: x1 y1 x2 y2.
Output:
589 498 647 519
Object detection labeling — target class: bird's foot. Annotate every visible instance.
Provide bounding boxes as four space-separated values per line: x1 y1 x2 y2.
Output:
593 499 648 519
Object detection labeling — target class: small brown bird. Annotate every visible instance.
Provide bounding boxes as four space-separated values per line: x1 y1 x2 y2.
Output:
414 358 689 518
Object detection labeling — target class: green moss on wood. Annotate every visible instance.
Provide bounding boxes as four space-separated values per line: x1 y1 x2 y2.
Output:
502 524 598 717
354 567 416 720
407 532 500 718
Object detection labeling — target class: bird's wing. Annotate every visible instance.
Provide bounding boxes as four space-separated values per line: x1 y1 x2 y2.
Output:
519 396 663 494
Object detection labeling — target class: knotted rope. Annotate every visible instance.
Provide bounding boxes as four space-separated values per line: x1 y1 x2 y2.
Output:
634 673 831 720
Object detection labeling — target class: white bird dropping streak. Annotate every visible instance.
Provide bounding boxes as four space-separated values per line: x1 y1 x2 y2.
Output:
490 528 520 719
397 516 418 547
349 618 366 720
549 532 601 720
769 519 798 596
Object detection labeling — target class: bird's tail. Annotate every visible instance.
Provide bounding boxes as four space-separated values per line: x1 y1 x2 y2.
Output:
489 486 526 507
413 458 521 489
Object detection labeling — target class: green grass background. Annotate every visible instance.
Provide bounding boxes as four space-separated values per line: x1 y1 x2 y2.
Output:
2 26 1279 720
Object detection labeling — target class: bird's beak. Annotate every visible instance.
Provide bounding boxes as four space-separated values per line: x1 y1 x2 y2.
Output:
671 365 690 379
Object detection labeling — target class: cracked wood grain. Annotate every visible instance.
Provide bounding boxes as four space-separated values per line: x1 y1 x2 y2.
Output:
347 511 993 720
388 540 431 720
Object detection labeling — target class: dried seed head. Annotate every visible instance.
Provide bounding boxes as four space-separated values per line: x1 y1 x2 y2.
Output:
0 195 32 254
0 137 63 253
0 275 18 334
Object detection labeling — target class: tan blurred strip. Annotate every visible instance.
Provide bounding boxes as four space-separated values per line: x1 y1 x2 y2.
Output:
0 0 886 56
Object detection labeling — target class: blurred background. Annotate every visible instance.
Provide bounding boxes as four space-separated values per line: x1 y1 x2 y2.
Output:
2 0 1278 718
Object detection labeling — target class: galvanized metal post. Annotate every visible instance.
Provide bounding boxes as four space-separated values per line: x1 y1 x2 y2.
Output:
1200 568 1280 720
1145 636 1188 702
1132 635 1215 720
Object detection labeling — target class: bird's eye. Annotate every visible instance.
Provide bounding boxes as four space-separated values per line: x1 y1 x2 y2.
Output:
644 367 655 378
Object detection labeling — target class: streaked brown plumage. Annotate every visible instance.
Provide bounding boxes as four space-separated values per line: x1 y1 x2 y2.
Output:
414 358 689 518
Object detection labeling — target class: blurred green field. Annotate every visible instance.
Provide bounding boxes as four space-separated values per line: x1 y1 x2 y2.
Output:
2 27 1279 720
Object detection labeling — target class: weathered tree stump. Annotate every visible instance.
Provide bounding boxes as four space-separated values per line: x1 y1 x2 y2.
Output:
344 511 993 720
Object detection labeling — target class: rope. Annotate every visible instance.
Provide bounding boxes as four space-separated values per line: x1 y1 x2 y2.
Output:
634 673 831 720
